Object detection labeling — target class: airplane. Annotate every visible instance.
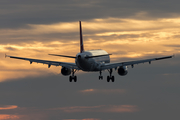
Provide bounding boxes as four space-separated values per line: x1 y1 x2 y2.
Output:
6 21 174 82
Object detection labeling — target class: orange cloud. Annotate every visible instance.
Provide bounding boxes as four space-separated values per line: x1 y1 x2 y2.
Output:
0 41 77 82
80 89 126 94
0 105 18 110
80 89 95 92
0 114 19 120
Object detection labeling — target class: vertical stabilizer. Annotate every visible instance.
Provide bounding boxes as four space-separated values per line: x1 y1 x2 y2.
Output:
79 21 84 53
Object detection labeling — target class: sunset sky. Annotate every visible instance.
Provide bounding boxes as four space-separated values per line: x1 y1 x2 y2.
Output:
0 0 180 120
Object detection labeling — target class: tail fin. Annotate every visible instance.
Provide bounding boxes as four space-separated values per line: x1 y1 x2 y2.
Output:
79 21 84 53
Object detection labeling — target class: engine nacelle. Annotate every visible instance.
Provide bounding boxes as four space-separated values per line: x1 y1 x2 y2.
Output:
118 66 128 76
61 67 71 76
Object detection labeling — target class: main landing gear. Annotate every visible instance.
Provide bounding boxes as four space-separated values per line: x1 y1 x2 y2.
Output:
107 69 115 82
98 69 115 82
69 69 77 82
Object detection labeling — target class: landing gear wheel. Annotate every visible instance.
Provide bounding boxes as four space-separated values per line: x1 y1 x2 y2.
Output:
107 76 110 82
112 76 115 82
74 76 77 82
69 76 72 82
69 76 77 82
107 69 115 82
99 76 103 80
69 69 77 82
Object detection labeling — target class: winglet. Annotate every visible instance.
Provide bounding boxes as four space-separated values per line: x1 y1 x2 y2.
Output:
5 54 7 58
79 21 84 53
172 54 175 58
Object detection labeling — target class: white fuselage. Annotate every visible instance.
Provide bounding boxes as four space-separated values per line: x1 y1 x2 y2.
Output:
75 49 110 71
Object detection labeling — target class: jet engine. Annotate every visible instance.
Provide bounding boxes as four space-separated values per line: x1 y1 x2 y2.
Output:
61 67 71 76
118 66 128 76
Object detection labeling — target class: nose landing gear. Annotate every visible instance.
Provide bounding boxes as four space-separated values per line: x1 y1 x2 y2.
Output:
99 71 103 80
98 69 115 82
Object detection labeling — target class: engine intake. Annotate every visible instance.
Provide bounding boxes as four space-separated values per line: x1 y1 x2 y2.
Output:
61 67 71 76
78 55 81 59
118 66 128 76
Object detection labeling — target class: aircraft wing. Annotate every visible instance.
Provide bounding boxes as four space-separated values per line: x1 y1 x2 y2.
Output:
6 55 79 70
101 55 174 70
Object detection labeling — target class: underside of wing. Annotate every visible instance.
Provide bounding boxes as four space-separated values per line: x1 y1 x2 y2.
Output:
101 55 174 70
6 55 79 70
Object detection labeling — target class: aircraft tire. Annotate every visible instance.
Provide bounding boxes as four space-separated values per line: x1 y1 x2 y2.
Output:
69 76 72 82
107 76 110 82
99 76 103 80
112 76 115 82
74 76 77 82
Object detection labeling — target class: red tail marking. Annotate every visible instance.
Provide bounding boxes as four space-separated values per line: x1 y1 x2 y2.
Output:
79 21 84 53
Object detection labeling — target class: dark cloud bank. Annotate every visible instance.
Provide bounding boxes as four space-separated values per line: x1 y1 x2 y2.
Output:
1 0 180 28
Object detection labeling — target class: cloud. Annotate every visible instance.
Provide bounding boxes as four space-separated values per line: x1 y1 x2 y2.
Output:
0 1 179 120
0 61 179 120
164 44 180 48
1 17 180 44
103 105 139 113
50 105 139 113
0 104 138 119
0 105 18 110
80 89 95 92
2 0 180 29
0 114 19 120
4 47 17 51
0 41 77 82
0 17 179 82
79 89 126 94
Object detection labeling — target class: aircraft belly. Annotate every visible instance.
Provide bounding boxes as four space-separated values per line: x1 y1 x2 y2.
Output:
76 59 100 71
76 59 92 71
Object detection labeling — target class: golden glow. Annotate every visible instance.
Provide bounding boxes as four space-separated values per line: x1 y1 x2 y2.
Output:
80 89 95 92
0 17 179 82
80 89 126 94
0 114 19 120
28 22 78 34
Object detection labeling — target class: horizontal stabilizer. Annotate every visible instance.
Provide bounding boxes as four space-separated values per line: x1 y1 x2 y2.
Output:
48 54 76 58
85 54 112 59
